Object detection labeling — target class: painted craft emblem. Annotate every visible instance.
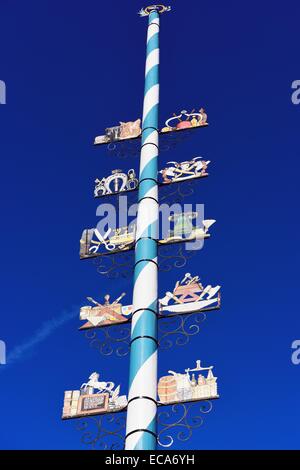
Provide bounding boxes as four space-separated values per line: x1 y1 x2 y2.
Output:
159 273 221 314
80 225 136 257
160 157 210 183
94 169 138 197
158 360 218 404
80 293 132 329
94 119 142 145
62 372 128 419
160 214 216 244
161 109 208 133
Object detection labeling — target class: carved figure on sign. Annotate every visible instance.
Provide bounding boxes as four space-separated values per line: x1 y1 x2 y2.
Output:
161 109 208 133
81 372 115 394
80 292 132 329
158 360 218 404
94 119 142 144
62 372 128 419
94 169 138 197
160 157 210 183
159 272 221 315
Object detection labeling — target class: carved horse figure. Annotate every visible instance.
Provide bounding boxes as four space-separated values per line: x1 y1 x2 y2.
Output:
80 372 115 395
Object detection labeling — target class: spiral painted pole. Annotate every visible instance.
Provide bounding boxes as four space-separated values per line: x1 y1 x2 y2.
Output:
125 5 169 451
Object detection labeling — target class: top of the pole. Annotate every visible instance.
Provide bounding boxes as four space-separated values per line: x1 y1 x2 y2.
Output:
139 4 171 17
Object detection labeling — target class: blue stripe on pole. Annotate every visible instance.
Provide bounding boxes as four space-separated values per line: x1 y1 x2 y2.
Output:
144 65 159 93
135 238 157 261
140 157 157 175
128 339 157 388
138 179 157 195
139 157 158 180
149 10 159 19
143 105 159 130
138 185 158 199
131 306 157 339
141 128 158 142
133 417 157 450
147 32 159 52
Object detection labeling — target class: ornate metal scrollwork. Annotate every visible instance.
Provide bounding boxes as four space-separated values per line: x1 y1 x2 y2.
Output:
159 128 193 152
84 324 131 357
158 312 206 350
158 242 196 272
93 251 134 278
157 400 213 448
83 312 206 357
75 398 213 450
106 139 141 159
160 180 196 205
76 413 126 450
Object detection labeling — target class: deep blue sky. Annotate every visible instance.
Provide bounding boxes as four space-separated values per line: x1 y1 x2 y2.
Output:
0 0 300 450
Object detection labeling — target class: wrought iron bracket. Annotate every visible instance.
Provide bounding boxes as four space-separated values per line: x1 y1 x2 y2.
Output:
75 412 126 450
158 311 207 350
84 325 131 357
157 399 215 448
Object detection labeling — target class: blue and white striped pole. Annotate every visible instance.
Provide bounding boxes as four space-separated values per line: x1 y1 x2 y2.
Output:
125 5 169 451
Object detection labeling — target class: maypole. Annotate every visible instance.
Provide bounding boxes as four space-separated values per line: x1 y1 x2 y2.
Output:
125 5 168 451
63 3 221 454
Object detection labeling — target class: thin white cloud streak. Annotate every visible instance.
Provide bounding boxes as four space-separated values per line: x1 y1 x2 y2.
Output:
4 307 78 367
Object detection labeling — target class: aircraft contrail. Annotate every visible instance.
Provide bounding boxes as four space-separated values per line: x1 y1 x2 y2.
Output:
3 307 78 367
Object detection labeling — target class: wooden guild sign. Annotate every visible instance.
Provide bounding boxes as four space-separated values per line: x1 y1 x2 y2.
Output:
94 169 138 197
160 109 208 133
159 215 216 245
159 272 221 314
94 119 142 145
63 390 109 418
62 372 127 420
80 226 135 257
158 360 219 405
80 293 132 329
159 157 210 184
